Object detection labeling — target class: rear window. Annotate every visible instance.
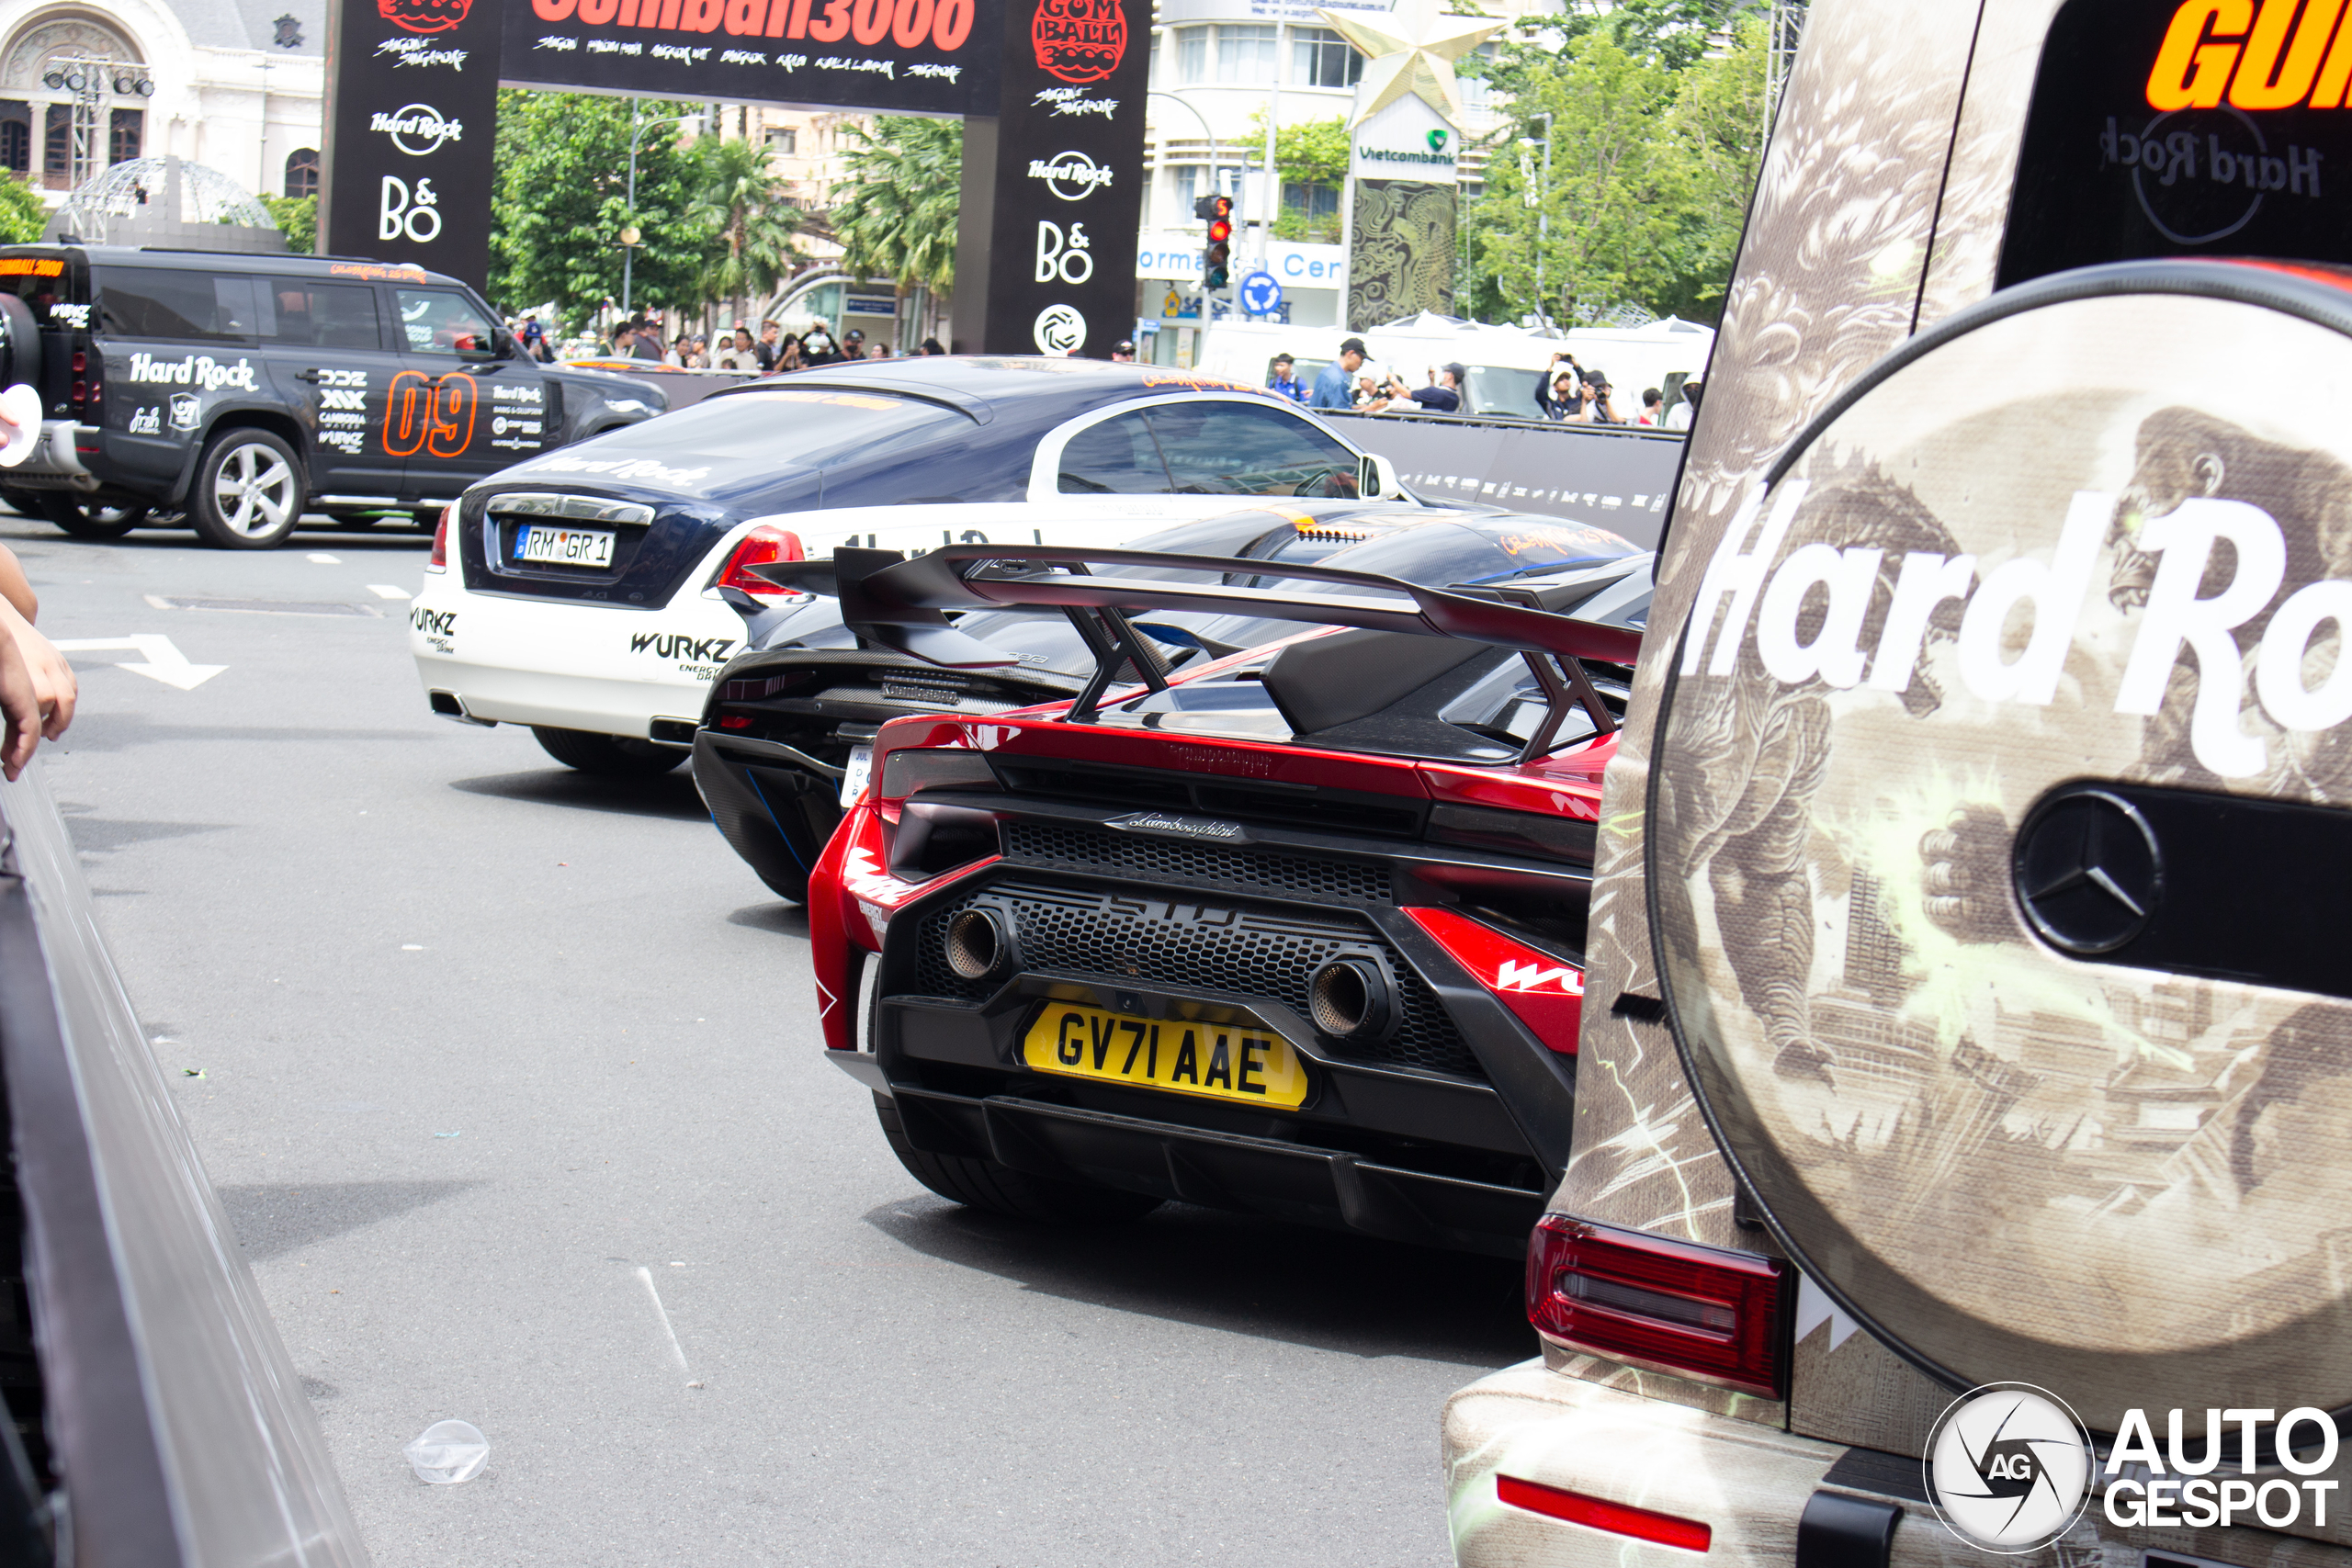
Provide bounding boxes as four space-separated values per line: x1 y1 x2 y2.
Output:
2001 0 2352 285
655 388 963 465
0 254 84 330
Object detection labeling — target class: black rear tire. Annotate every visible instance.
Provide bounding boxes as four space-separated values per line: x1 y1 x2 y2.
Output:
531 726 687 776
189 428 307 548
875 1095 1163 1224
36 495 147 539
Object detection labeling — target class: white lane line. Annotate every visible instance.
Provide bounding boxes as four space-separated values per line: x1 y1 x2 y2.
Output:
305 552 341 564
50 635 224 690
141 593 171 610
367 584 413 600
632 1266 694 1383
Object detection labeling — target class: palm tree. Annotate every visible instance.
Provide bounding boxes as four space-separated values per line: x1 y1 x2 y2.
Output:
830 117 962 344
685 136 804 329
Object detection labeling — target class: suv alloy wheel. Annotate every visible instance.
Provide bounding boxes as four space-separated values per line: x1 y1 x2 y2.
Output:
191 429 307 550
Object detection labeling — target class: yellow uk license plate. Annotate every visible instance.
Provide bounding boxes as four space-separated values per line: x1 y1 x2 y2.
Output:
1020 1003 1310 1110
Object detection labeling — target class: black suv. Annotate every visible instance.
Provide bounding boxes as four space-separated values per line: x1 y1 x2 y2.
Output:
0 246 666 548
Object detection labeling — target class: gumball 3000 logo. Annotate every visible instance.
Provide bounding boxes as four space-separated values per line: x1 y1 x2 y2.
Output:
1033 0 1125 84
379 0 470 34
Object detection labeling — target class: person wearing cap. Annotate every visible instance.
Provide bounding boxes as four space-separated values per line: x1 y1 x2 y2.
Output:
1311 337 1367 409
1570 369 1623 424
843 328 865 355
1536 355 1583 421
1267 353 1308 402
1110 340 1135 362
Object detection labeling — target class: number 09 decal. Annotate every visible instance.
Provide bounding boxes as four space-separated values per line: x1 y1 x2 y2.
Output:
383 370 478 458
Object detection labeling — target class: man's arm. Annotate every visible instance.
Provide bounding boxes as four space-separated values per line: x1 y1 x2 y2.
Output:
0 544 35 622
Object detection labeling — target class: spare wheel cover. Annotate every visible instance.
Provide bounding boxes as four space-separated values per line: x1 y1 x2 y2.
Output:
1647 257 2352 1427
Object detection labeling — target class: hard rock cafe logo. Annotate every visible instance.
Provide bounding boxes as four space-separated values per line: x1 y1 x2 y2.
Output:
379 0 472 35
1027 151 1113 200
1033 0 1125 85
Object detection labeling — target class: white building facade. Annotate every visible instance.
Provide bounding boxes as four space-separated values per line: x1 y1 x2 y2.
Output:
0 0 324 203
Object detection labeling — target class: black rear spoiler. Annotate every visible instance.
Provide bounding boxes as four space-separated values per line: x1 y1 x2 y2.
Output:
755 545 1641 755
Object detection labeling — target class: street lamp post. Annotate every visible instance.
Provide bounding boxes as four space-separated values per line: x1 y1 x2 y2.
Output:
621 104 705 317
1523 111 1554 329
1148 89 1222 294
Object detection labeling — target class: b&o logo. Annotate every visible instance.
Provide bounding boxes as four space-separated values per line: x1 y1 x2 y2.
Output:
379 175 443 243
1033 303 1086 355
1034 220 1093 284
1925 1383 2095 1552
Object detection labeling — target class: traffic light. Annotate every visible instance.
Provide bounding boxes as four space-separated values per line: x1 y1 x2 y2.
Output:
1194 192 1233 290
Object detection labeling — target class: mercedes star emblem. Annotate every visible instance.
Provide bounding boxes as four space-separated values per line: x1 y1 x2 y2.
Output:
2013 789 2162 955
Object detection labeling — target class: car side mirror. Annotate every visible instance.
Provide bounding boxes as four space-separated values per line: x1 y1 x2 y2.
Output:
1359 451 1403 500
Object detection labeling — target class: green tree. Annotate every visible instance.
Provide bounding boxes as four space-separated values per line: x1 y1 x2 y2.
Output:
260 194 316 254
1463 12 1770 325
684 136 802 325
0 177 44 244
1234 114 1349 243
488 90 713 322
830 116 961 296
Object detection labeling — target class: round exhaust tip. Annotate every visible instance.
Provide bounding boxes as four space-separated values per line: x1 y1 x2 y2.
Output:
944 908 1010 981
1308 955 1394 1040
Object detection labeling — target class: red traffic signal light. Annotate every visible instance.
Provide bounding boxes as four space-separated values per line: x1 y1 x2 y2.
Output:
1207 218 1231 243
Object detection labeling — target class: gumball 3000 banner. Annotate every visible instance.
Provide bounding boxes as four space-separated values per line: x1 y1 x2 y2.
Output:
503 0 1002 114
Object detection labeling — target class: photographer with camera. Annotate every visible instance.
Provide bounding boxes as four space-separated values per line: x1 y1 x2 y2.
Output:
1568 369 1623 424
1536 351 1584 421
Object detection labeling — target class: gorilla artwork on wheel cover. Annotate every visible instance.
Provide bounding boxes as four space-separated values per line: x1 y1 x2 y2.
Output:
1645 285 2352 1420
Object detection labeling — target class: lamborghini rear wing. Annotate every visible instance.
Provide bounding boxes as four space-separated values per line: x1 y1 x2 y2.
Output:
754 545 1645 757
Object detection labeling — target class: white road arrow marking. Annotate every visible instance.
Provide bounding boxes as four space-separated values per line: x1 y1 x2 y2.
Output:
52 636 226 690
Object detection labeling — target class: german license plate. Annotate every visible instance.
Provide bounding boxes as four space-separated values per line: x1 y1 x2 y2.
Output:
514 525 615 567
839 744 874 807
1021 1003 1308 1109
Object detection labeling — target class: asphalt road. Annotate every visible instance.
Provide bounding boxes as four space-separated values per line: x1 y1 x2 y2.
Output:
10 510 1532 1567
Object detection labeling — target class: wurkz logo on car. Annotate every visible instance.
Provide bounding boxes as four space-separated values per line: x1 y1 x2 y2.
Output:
125 354 257 392
411 607 458 636
628 632 736 662
2146 0 2352 110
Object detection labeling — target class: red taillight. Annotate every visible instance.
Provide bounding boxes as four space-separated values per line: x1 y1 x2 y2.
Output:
428 502 453 570
68 379 84 406
1404 907 1582 1052
69 351 85 374
1496 1475 1712 1551
714 524 808 597
1526 1216 1786 1398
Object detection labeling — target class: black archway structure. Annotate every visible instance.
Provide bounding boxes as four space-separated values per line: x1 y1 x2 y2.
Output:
314 0 1148 355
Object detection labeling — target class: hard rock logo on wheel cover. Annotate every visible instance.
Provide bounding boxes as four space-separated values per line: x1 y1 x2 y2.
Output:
1033 0 1125 85
1645 259 2352 1427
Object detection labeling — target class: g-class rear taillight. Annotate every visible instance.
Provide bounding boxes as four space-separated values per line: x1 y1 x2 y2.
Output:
1526 1216 1788 1398
713 524 808 598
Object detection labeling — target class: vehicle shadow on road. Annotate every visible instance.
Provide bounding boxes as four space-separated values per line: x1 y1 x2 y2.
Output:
449 770 710 821
866 1196 1531 1368
219 1179 486 1263
726 903 808 936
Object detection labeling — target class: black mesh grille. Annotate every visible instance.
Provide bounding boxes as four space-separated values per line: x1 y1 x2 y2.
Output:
905 879 1481 1079
1004 821 1392 905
